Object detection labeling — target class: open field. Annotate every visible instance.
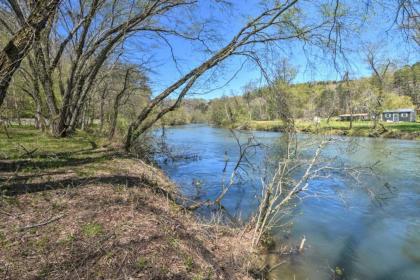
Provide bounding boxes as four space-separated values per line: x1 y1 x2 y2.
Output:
0 126 103 159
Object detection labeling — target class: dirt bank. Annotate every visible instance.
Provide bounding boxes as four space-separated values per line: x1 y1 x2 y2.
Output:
0 147 258 279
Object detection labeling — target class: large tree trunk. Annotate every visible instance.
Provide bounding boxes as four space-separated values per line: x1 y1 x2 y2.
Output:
35 102 43 130
0 0 60 107
27 57 45 130
32 95 47 131
108 104 119 140
81 103 87 131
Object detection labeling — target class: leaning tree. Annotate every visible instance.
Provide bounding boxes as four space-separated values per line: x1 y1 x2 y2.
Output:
124 0 351 150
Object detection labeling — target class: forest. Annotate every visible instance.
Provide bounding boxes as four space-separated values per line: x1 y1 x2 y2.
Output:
207 63 419 124
162 61 420 139
0 0 419 279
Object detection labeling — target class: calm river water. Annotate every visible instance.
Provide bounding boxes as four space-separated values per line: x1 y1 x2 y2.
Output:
156 124 420 280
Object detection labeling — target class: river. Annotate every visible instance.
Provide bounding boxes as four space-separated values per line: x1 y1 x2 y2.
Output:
156 124 420 280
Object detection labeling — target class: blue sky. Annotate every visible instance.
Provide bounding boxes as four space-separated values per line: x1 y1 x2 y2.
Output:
125 0 419 99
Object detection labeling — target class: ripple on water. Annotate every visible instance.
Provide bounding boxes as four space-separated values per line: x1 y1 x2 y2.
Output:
158 125 420 280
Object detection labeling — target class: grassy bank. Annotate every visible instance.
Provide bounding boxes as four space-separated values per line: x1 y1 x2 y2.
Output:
238 119 420 140
0 127 258 279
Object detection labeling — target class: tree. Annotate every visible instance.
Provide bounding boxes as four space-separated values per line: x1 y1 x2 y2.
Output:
124 0 354 150
108 67 148 139
366 48 393 128
109 68 132 140
315 88 337 122
274 58 297 86
3 0 197 136
0 0 60 107
383 91 415 109
343 72 355 129
394 0 420 45
394 62 420 109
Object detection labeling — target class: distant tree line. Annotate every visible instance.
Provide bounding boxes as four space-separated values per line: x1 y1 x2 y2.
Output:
203 62 419 126
0 0 418 150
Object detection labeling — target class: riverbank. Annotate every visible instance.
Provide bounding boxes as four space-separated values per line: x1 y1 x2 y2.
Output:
0 127 259 279
235 119 420 140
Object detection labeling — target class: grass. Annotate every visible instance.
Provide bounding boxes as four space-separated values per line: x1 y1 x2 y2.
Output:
241 119 420 139
0 126 102 159
315 120 420 132
0 126 257 279
82 222 104 237
184 255 195 272
136 256 149 271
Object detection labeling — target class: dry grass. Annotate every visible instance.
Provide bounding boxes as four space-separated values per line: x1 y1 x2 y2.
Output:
0 129 258 279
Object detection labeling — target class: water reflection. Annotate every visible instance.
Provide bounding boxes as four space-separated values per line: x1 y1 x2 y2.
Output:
157 124 420 280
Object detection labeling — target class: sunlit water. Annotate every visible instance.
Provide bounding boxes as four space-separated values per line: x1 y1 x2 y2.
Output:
155 124 420 280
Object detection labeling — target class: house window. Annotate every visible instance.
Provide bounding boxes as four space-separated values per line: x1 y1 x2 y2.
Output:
385 113 391 118
401 113 408 117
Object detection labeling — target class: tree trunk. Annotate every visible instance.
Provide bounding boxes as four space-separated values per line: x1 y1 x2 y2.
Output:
35 102 42 129
108 104 119 140
109 69 131 140
81 104 86 131
0 0 60 107
13 91 21 125
99 94 106 133
372 89 383 130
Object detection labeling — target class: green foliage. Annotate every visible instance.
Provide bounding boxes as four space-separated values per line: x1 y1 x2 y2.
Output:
208 99 227 126
162 107 191 125
208 96 249 126
393 62 420 107
159 99 209 126
34 236 50 251
184 255 194 272
383 92 414 109
168 236 180 248
204 62 419 127
247 119 420 137
136 256 149 271
82 222 103 237
59 233 76 246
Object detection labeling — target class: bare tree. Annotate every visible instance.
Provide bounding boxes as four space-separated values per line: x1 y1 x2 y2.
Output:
394 0 419 45
124 0 353 150
108 67 148 140
6 0 197 136
252 133 327 246
214 130 261 206
251 133 379 248
366 47 392 129
108 68 131 139
343 72 354 129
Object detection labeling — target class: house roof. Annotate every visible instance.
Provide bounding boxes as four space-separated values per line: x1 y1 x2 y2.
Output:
383 109 415 113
